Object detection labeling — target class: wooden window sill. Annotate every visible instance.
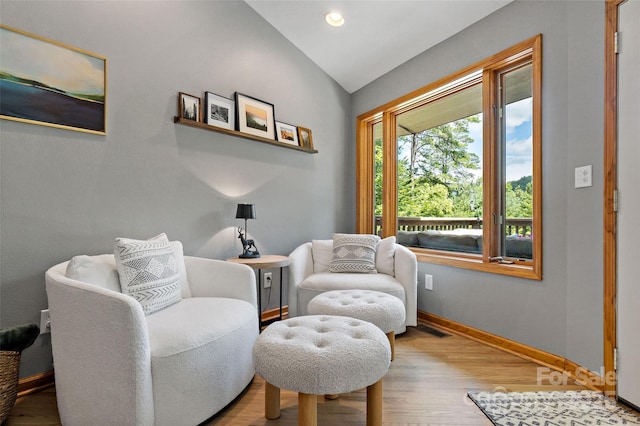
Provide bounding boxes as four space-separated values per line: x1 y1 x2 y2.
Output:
411 248 541 280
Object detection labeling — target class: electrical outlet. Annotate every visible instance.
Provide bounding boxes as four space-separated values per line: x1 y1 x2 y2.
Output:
40 309 51 334
575 165 593 188
263 272 272 289
424 274 433 291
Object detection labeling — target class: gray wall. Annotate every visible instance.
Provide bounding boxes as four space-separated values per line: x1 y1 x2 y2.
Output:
352 1 604 372
0 1 352 377
1 0 606 380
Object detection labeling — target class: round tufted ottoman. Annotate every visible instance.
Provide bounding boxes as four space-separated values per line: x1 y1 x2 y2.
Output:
307 290 406 360
253 315 391 426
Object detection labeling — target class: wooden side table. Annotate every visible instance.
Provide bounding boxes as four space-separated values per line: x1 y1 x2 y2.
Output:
227 255 290 329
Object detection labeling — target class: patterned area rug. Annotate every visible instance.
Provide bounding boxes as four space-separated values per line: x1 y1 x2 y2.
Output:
467 390 640 425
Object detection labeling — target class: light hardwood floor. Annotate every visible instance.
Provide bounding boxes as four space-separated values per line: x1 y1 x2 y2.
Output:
5 324 604 425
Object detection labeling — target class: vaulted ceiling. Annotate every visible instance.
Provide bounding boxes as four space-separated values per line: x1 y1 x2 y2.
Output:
246 0 513 93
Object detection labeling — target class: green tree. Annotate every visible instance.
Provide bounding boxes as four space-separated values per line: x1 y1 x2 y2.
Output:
505 179 533 218
397 159 453 217
451 179 483 217
398 115 481 191
374 139 383 215
509 175 532 192
396 116 481 218
375 116 532 222
375 141 453 217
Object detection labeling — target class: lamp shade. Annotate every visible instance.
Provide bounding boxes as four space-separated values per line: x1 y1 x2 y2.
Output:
235 204 256 220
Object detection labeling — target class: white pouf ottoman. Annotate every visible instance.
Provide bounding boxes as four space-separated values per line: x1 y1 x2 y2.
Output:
253 315 391 426
307 290 406 360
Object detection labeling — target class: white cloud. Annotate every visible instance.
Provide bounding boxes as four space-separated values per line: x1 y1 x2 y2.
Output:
507 136 532 157
506 136 532 181
506 98 532 134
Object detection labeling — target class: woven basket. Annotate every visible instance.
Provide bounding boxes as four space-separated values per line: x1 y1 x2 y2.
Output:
0 350 21 424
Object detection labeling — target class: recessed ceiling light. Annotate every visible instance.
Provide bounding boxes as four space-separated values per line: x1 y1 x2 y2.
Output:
325 11 344 27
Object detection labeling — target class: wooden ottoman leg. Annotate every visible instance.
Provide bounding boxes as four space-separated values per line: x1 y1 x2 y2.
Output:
366 379 383 426
265 381 281 419
324 394 339 400
298 393 317 426
386 331 395 361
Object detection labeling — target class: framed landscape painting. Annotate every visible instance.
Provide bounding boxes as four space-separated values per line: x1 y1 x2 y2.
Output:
234 93 275 140
275 121 299 146
0 25 107 135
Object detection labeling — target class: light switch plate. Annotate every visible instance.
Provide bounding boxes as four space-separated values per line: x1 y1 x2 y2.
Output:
424 274 433 290
575 165 592 188
40 309 50 335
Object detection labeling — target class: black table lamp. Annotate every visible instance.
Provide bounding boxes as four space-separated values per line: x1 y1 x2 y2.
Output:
235 203 260 258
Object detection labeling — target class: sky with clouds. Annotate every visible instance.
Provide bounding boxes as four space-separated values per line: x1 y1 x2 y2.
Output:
467 98 532 182
1 28 104 95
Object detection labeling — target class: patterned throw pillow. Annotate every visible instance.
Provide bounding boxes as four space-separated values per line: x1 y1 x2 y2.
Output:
329 233 380 273
114 233 182 315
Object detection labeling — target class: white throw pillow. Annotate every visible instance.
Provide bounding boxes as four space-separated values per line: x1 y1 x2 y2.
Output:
376 236 396 276
114 233 182 315
169 240 191 298
311 239 333 273
329 233 380 274
66 254 121 292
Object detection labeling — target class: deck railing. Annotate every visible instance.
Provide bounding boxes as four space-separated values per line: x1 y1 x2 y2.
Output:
375 216 533 236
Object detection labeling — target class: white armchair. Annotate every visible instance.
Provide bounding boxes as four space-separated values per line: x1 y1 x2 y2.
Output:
45 248 258 426
288 239 417 333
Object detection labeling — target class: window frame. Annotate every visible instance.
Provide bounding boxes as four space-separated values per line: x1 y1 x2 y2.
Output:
356 35 542 280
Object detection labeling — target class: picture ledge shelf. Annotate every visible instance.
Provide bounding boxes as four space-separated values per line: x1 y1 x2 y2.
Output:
173 117 318 154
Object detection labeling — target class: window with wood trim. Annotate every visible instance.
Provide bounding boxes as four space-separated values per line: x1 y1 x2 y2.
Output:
357 35 542 279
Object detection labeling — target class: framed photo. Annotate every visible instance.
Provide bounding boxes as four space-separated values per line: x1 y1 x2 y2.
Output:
234 93 275 140
178 92 200 122
0 25 106 135
275 121 299 145
204 92 234 130
297 126 314 149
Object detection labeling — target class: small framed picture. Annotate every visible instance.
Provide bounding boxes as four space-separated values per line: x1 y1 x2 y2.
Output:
204 92 234 130
234 93 275 140
178 92 200 122
275 121 299 145
297 126 313 149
